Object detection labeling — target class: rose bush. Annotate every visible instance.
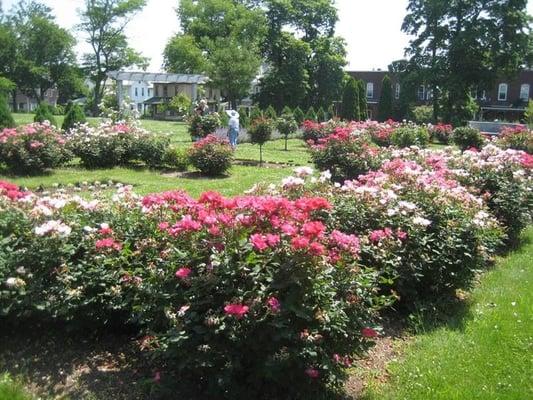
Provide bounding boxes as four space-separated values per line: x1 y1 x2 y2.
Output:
67 121 169 168
188 135 234 175
429 123 453 144
0 183 388 399
497 126 533 154
0 122 71 174
309 126 387 182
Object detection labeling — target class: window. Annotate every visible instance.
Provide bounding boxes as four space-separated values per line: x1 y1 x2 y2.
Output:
520 84 530 101
135 88 138 97
141 88 144 96
366 82 374 99
417 85 425 100
163 85 168 98
498 83 508 101
426 88 433 100
395 83 400 99
480 90 486 100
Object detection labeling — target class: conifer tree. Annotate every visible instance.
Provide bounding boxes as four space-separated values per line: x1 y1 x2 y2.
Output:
340 78 359 121
377 75 393 122
305 106 317 121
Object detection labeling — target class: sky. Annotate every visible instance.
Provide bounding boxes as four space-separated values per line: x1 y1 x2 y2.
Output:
2 0 533 72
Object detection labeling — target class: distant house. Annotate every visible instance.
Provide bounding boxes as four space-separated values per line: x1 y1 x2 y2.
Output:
9 88 59 112
347 69 533 121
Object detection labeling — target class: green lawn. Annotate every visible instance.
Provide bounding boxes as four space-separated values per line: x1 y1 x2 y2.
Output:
0 164 294 197
363 227 533 400
0 374 32 400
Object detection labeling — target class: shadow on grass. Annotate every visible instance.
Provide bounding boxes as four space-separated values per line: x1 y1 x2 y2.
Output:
0 318 165 400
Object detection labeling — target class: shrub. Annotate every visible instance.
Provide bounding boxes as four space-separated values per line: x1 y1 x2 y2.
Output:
0 93 15 129
163 146 189 171
356 80 368 121
133 135 170 167
277 114 298 151
265 105 277 120
281 106 293 116
305 106 318 122
316 106 326 122
250 105 263 123
497 126 532 154
377 75 393 122
34 102 57 127
188 134 233 175
429 123 453 144
340 78 359 121
0 186 385 400
452 126 485 151
366 121 398 147
293 106 305 126
238 108 249 129
410 105 433 124
188 113 221 141
62 103 87 132
329 160 504 303
391 125 430 148
309 127 386 182
67 121 149 168
0 122 71 174
249 117 273 165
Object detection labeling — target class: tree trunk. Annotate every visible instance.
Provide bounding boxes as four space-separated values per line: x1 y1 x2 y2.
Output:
93 79 102 116
11 89 17 112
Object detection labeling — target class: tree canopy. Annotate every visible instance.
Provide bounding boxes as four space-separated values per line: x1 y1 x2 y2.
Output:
79 0 148 114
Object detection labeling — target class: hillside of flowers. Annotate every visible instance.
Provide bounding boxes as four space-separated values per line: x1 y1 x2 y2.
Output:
1 135 531 398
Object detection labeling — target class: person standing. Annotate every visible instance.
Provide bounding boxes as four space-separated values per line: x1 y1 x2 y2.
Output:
226 110 240 149
195 99 209 116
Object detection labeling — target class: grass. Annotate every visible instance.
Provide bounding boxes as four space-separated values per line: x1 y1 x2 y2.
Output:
0 164 293 197
362 227 533 400
0 374 33 400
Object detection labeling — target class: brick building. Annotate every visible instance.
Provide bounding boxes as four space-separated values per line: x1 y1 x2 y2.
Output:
347 70 533 121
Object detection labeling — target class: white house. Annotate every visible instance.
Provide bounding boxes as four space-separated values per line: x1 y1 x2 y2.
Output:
121 80 153 114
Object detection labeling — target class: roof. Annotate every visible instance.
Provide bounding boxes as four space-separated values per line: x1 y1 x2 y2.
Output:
107 71 208 84
143 97 166 105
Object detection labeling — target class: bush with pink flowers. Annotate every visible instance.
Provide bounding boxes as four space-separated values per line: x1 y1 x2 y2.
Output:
0 122 71 174
496 125 533 154
309 127 387 182
0 184 388 399
188 134 234 175
429 123 453 144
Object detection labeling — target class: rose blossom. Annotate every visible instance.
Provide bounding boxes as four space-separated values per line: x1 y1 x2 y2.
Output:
175 267 192 279
224 303 249 318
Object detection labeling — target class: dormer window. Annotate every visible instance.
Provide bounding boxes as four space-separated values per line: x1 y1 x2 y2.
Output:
395 83 400 99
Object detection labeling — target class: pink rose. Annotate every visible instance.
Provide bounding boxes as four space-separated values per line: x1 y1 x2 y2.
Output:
305 368 320 379
175 267 192 279
361 327 378 338
267 297 281 312
224 303 249 318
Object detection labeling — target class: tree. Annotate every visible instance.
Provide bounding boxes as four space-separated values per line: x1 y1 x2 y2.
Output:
34 101 57 126
305 106 317 121
307 36 347 109
293 106 305 125
163 34 208 74
207 39 261 109
403 0 532 124
377 75 393 121
356 79 367 120
340 77 359 121
168 0 266 108
2 1 77 108
168 93 192 115
265 105 277 119
0 77 15 128
316 106 326 122
62 103 87 131
250 105 263 122
254 33 310 110
79 0 148 115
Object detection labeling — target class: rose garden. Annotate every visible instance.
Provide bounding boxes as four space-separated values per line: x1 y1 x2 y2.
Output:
0 110 532 399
